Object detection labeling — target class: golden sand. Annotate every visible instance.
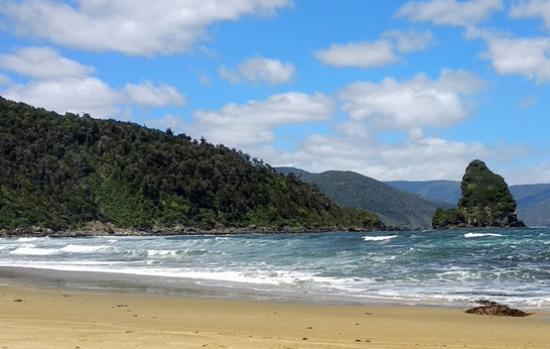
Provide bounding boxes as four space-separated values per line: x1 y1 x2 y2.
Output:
0 285 548 348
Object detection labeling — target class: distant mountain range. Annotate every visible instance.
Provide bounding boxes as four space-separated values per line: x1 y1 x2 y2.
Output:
276 167 450 229
386 180 462 205
278 167 550 228
387 181 550 227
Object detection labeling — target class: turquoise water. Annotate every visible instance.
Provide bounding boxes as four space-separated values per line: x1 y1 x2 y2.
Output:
0 228 548 308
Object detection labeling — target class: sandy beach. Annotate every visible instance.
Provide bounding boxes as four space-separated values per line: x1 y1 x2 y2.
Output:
1 284 549 349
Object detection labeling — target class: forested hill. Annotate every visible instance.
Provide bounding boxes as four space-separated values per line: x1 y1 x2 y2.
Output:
277 167 449 229
0 97 383 233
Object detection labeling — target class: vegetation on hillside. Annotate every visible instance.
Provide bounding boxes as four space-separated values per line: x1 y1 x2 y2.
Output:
0 97 383 232
388 180 550 227
432 160 525 228
277 167 449 229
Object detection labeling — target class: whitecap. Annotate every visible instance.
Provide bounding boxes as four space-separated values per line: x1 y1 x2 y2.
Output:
464 232 503 238
60 244 109 254
17 237 40 242
147 249 178 257
363 235 397 242
10 246 59 256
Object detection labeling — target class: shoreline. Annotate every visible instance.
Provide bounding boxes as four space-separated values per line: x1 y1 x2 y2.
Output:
0 224 399 238
1 224 537 239
1 265 548 311
0 265 470 308
1 282 549 349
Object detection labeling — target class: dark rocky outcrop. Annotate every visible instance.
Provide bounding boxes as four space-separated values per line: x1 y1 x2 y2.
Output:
465 300 530 317
432 160 525 229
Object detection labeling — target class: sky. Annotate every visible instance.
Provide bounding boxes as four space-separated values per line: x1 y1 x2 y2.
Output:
1 0 549 184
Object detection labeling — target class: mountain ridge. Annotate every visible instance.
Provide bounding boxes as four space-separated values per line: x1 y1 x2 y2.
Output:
276 167 449 229
387 180 550 227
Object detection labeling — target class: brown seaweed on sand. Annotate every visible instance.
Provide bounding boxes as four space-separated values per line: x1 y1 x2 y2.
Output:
465 300 531 317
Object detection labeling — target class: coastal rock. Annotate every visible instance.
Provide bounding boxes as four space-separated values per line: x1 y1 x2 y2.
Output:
433 160 525 229
465 300 530 317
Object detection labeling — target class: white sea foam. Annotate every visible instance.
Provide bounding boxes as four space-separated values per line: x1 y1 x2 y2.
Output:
464 232 503 238
363 235 397 242
10 246 59 256
17 237 41 242
147 249 178 257
60 244 109 254
2 230 549 309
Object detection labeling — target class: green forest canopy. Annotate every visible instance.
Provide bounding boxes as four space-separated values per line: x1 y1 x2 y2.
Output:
0 97 382 231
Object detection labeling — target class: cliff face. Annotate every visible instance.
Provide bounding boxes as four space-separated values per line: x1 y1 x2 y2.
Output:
432 160 525 229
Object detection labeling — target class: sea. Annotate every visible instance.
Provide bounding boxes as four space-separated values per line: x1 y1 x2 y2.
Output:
0 228 548 309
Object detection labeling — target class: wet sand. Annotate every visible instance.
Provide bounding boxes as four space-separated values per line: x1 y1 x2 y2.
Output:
1 285 549 349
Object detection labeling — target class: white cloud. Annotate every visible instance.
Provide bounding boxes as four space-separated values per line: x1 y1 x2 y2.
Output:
0 74 10 85
475 31 550 82
124 81 186 107
261 131 490 181
0 47 93 80
2 77 122 118
0 47 189 117
145 114 186 132
504 161 550 184
219 57 295 85
396 0 503 27
218 66 241 84
191 92 333 146
315 41 397 69
339 70 485 130
381 30 434 53
510 0 550 30
314 30 433 68
0 0 292 56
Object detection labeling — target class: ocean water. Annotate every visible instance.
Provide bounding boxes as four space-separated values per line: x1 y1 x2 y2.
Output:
0 228 549 308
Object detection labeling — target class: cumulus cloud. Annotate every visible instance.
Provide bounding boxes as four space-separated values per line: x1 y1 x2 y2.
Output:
314 30 433 68
339 69 485 131
183 81 493 182
219 57 295 85
473 30 550 82
0 0 292 56
504 161 550 184
510 0 550 30
0 47 93 80
260 130 490 181
0 46 187 117
315 41 398 69
145 114 186 132
381 30 434 53
2 77 122 118
124 81 186 107
191 92 333 146
396 0 503 27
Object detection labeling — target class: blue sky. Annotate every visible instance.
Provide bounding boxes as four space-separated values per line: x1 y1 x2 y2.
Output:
1 0 549 183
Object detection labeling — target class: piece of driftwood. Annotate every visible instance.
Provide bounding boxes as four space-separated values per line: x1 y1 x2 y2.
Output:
465 300 531 317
